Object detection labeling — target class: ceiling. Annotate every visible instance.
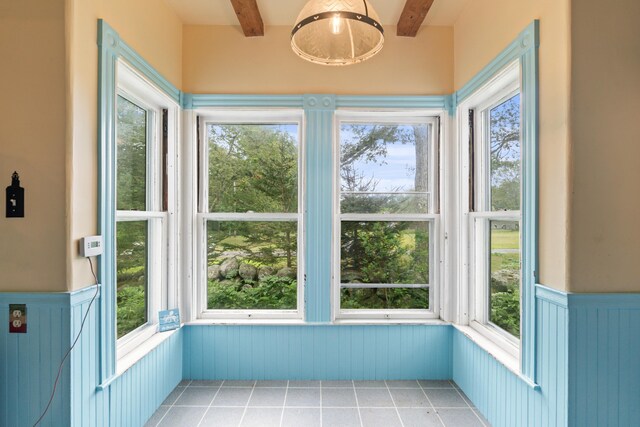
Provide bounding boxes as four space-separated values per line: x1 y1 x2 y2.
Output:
164 0 470 27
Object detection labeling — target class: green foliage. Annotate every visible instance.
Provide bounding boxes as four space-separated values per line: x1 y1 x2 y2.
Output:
208 276 297 310
491 288 520 337
116 96 147 211
341 288 429 310
117 284 146 338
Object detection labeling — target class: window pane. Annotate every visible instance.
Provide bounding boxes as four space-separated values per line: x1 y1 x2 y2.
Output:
340 123 430 214
489 220 520 337
341 221 429 286
117 96 147 211
207 221 297 310
116 220 148 338
207 124 299 213
341 287 428 310
490 94 520 211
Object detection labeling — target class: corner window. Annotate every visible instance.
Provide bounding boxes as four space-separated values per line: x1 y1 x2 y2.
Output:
334 113 440 320
465 62 522 354
115 61 177 356
198 112 304 319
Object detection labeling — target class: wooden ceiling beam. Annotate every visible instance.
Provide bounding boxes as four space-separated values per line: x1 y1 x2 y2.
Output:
230 0 264 37
397 0 435 37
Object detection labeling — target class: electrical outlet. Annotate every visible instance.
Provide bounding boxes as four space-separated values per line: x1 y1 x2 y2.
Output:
9 304 27 333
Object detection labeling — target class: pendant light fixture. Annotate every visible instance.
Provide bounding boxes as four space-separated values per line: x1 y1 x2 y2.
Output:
291 0 384 66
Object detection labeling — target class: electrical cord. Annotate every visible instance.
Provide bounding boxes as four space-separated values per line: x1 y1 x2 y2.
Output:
33 257 100 427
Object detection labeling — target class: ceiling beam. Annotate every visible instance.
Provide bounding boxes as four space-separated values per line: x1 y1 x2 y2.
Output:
397 0 435 37
230 0 264 37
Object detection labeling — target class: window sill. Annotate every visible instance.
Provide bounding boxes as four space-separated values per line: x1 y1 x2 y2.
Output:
97 327 180 390
186 318 448 326
453 324 539 390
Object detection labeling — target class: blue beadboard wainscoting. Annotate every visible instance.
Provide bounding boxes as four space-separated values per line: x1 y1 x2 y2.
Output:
0 287 182 427
4 286 640 426
453 285 569 427
568 293 640 427
182 325 452 381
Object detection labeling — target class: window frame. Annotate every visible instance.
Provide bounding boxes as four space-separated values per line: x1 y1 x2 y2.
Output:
114 60 178 359
458 60 523 359
332 110 442 321
195 110 306 321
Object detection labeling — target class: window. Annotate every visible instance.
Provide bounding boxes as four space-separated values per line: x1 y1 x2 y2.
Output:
198 112 304 319
115 61 177 356
465 62 522 354
334 112 440 320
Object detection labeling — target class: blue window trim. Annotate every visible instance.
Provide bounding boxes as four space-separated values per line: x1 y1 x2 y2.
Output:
98 17 538 383
186 94 447 322
97 19 180 385
454 21 540 381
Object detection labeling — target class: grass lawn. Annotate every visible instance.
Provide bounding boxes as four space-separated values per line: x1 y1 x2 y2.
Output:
491 229 519 250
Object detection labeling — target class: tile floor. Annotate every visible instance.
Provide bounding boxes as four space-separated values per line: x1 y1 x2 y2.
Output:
145 380 490 427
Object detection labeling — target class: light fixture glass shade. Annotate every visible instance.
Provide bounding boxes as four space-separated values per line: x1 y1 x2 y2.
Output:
291 0 384 66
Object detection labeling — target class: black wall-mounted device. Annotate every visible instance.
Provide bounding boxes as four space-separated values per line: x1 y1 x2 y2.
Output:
6 171 24 218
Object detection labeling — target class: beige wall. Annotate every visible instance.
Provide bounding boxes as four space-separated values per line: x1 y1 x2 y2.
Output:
454 0 571 292
0 0 68 292
568 0 640 292
66 0 182 291
183 25 453 95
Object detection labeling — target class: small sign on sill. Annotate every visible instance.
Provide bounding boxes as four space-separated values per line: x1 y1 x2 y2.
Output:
158 309 180 332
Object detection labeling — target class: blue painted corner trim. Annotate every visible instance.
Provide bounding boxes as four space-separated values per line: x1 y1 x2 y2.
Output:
535 284 568 308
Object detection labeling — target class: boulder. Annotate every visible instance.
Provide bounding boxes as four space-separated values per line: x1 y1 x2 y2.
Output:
258 265 275 280
239 263 258 281
220 257 239 279
276 267 296 279
207 265 221 280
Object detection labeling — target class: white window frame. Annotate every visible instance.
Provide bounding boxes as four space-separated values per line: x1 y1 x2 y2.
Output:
196 110 305 321
458 60 522 358
333 110 442 321
115 60 178 358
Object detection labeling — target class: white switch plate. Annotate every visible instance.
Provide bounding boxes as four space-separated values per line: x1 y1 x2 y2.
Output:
79 235 103 257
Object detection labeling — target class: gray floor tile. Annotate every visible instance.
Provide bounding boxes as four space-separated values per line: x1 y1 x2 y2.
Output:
322 388 357 407
190 380 223 387
473 409 491 426
359 408 402 427
425 389 469 408
281 408 321 427
457 389 477 408
157 406 207 427
179 380 192 386
239 408 281 427
322 408 361 427
285 388 321 407
389 388 431 408
247 387 286 407
419 380 454 389
162 387 185 405
398 408 444 427
212 387 253 407
437 408 485 427
355 388 394 407
322 380 353 388
199 407 245 427
255 380 288 388
144 405 169 427
289 380 321 388
354 380 387 388
386 380 420 389
223 380 256 387
174 387 219 406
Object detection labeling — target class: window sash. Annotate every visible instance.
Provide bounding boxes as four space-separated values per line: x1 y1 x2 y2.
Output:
334 114 440 319
197 114 305 319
